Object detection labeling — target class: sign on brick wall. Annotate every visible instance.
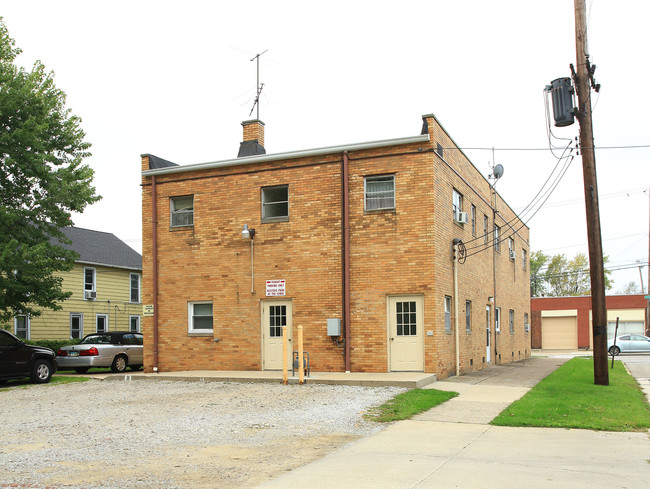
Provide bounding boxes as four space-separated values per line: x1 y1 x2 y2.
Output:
266 279 286 296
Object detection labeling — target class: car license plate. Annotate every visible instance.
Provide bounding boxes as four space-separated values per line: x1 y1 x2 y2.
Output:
69 351 79 357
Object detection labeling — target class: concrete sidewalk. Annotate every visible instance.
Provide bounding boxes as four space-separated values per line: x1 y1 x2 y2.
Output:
254 357 650 489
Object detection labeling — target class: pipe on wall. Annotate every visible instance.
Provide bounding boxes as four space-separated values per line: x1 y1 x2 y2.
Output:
342 151 351 372
152 175 159 372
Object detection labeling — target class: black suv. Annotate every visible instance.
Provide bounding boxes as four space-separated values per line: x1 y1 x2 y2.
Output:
0 329 57 384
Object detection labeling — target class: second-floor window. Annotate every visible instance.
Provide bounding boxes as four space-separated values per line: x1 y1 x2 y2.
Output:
494 225 501 252
170 195 194 227
508 237 515 261
261 185 289 220
483 215 489 244
471 205 476 235
84 267 96 300
130 273 140 303
365 175 395 210
452 189 463 219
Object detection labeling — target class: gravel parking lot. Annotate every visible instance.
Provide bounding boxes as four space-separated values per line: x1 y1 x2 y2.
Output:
1 378 404 489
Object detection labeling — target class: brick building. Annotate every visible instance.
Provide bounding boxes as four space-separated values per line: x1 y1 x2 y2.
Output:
140 113 531 379
531 294 648 350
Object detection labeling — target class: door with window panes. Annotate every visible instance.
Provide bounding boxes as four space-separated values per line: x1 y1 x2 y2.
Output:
389 296 424 371
262 300 292 370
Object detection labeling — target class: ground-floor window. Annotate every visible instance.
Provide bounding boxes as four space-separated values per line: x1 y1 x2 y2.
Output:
70 313 83 339
465 301 471 332
130 315 140 332
188 302 213 333
444 296 452 332
509 309 515 334
14 315 29 339
96 314 108 333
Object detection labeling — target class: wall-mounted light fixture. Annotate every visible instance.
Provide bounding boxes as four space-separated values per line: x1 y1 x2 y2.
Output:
242 223 256 240
242 224 255 293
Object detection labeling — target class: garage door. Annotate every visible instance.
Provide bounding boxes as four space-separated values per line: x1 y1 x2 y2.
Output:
542 316 577 349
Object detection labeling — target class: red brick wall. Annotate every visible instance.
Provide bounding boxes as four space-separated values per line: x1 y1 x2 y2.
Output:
141 115 531 378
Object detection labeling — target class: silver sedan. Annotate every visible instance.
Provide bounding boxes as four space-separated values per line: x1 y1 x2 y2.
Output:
607 334 650 356
56 332 143 373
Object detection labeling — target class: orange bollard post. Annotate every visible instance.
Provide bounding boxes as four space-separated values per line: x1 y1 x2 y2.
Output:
282 325 288 385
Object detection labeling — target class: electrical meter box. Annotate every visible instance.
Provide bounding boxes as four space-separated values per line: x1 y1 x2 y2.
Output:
327 318 341 336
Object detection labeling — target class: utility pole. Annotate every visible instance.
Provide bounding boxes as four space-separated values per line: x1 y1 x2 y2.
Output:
573 0 608 385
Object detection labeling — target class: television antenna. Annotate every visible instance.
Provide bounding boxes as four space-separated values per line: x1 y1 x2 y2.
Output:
249 49 268 119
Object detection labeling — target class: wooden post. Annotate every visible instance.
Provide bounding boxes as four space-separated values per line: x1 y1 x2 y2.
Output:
298 324 304 385
282 325 288 385
574 0 608 385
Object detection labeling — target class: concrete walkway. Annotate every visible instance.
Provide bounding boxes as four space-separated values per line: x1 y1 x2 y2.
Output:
253 356 650 489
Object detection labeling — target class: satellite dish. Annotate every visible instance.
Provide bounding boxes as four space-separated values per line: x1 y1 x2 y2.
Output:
493 164 504 180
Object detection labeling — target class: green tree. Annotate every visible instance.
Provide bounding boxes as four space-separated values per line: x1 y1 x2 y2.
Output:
531 251 612 297
529 250 548 297
0 19 100 323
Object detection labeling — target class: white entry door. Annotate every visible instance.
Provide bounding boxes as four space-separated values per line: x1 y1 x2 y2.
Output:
389 296 424 371
486 306 492 364
262 300 292 370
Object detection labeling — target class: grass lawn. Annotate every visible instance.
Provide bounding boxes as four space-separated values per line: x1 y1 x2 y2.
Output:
492 357 650 431
0 375 89 390
365 388 459 422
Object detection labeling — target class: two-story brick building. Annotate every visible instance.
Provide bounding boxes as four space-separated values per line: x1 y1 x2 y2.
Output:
140 113 530 379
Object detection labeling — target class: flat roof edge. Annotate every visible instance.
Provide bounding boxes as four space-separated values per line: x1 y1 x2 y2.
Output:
142 134 430 177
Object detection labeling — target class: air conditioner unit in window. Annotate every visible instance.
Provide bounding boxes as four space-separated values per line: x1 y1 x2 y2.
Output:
85 290 96 300
509 250 516 260
455 211 469 224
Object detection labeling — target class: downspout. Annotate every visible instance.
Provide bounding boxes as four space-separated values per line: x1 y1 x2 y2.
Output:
492 193 498 364
453 239 460 375
342 151 351 372
152 175 159 372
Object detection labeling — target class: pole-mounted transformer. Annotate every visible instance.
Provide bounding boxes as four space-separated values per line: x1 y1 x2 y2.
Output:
547 77 575 127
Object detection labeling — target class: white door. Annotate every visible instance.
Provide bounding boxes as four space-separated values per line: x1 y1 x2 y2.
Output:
262 300 292 370
486 306 491 364
389 296 424 371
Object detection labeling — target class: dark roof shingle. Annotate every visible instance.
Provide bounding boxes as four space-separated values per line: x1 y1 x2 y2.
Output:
55 227 142 271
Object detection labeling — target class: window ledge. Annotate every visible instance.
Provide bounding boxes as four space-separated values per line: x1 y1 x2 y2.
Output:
445 330 453 335
364 208 396 215
188 332 213 337
170 225 194 231
261 217 289 224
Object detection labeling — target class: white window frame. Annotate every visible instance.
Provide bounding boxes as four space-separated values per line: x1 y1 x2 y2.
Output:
70 313 83 340
524 312 529 333
470 205 476 236
96 314 109 333
465 300 471 332
522 249 528 271
14 314 30 340
483 215 489 244
170 195 194 227
130 273 141 303
495 307 501 333
364 175 395 211
129 315 141 333
188 301 213 334
494 225 501 252
84 267 96 298
261 185 289 221
444 296 452 333
508 237 515 261
452 189 463 219
509 309 515 334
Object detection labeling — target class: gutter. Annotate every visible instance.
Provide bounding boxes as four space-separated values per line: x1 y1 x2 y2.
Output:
142 135 429 177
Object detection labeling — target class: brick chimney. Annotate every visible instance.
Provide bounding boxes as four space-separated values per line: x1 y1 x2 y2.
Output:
237 119 266 157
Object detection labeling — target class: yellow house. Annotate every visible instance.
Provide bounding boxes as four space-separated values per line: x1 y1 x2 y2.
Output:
10 227 142 340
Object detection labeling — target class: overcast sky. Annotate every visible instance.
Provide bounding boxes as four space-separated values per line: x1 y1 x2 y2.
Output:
2 0 649 293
